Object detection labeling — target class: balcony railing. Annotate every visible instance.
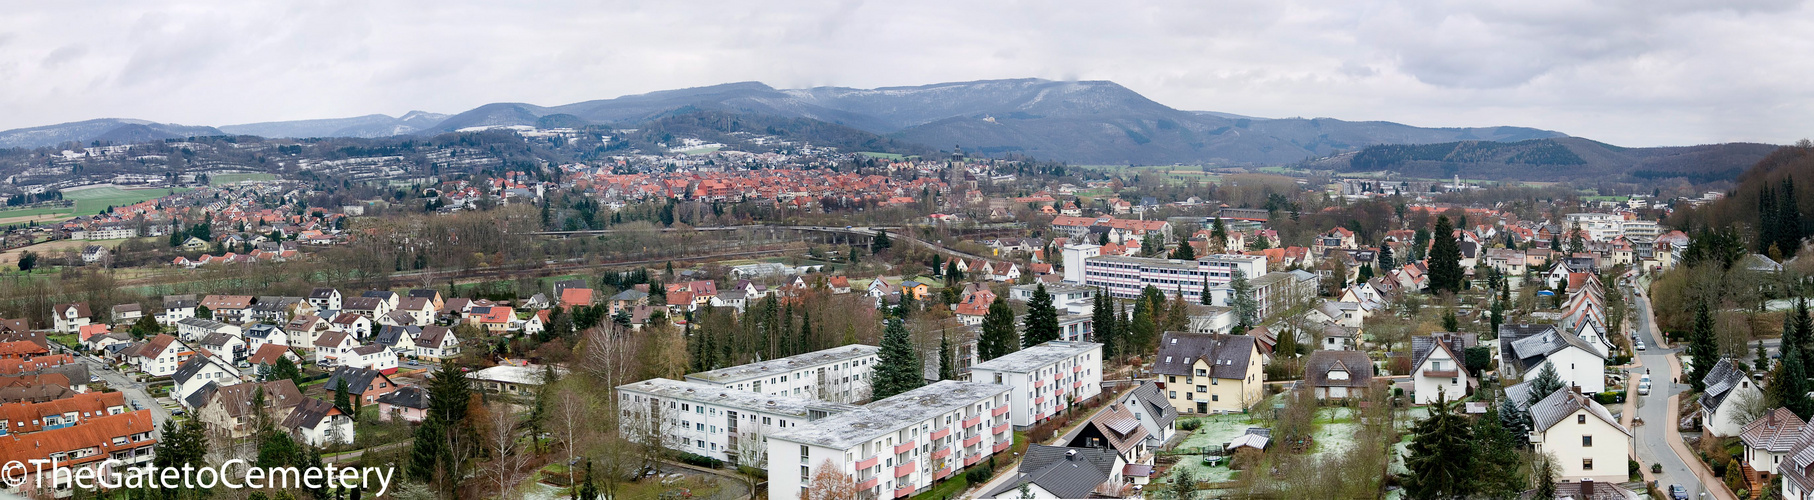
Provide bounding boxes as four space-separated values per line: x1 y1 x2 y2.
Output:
1033 379 1045 388
963 435 982 447
895 461 916 478
894 485 914 498
859 477 879 489
993 441 1011 453
1422 369 1460 378
992 406 1011 417
993 423 1011 435
932 447 951 459
894 440 917 455
931 428 951 441
963 416 982 428
856 455 880 470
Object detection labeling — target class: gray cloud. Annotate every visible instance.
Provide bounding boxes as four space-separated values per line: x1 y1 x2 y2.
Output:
0 0 1811 147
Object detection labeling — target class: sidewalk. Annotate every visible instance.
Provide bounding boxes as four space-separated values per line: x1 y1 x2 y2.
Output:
1637 277 1737 500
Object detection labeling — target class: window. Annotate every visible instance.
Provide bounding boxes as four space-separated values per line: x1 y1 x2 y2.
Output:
1582 435 1592 447
1211 378 1218 386
1581 459 1593 470
1168 391 1177 398
1577 415 1586 424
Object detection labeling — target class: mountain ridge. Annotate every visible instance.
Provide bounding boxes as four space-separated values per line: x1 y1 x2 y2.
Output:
0 78 1741 168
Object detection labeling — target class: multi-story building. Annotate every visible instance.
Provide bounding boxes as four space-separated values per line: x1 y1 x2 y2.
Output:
0 410 157 497
1007 283 1094 315
765 381 1013 500
1528 387 1632 485
1152 332 1265 414
1061 244 1267 302
0 391 128 436
616 378 859 464
685 345 880 403
966 341 1103 428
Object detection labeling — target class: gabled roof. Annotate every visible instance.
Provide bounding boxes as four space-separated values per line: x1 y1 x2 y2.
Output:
1411 333 1476 374
984 444 1119 499
246 344 296 366
279 397 341 430
1122 381 1177 430
1153 332 1256 379
1698 358 1751 413
172 355 234 385
1303 350 1373 388
1068 403 1149 457
204 380 303 420
324 366 389 393
416 326 451 347
1529 388 1630 436
314 331 350 348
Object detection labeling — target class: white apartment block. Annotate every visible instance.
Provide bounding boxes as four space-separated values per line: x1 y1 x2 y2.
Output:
1008 283 1095 315
685 344 880 404
1566 212 1657 242
617 378 860 464
966 341 1103 428
1062 244 1267 302
766 381 1013 500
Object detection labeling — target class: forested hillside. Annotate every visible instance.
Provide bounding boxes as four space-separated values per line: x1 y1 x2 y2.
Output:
1668 142 1814 257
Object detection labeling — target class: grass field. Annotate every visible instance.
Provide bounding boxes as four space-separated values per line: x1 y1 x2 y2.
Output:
210 173 278 185
0 185 190 222
0 237 138 265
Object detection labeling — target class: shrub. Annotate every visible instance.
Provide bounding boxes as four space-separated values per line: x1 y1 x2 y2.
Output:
1652 463 1663 473
676 453 724 469
1178 419 1202 431
1593 392 1624 405
965 462 995 483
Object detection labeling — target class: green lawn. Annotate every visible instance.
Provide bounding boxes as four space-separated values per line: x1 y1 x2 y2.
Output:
0 186 191 220
210 173 278 185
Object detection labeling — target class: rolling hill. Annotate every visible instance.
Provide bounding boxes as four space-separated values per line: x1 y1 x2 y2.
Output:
0 78 1770 174
1307 137 1780 182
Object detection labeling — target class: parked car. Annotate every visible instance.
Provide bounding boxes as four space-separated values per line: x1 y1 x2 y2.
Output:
1637 382 1651 395
1669 484 1688 500
1636 341 1647 351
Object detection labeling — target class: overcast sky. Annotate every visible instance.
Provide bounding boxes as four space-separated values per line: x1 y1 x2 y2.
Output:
2 0 1811 147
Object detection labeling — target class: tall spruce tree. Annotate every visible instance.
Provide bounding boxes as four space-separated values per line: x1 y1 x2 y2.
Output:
1762 185 1782 254
1228 269 1258 330
1129 286 1162 352
873 319 923 399
1404 393 1476 499
1023 284 1061 347
1169 240 1197 260
980 295 1018 361
1527 362 1565 406
1782 177 1804 257
1471 405 1528 498
1688 301 1719 394
1497 397 1531 447
1773 342 1814 420
1378 244 1395 270
1092 290 1120 360
1427 216 1464 294
1797 299 1814 373
410 360 474 489
1199 277 1212 305
938 334 957 381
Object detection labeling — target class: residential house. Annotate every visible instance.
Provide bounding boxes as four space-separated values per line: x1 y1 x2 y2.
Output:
199 295 255 323
375 386 429 423
328 313 373 339
172 355 242 409
341 296 391 320
414 326 460 361
244 324 288 351
467 364 560 397
1303 350 1374 400
195 380 303 439
281 397 352 446
0 410 157 493
307 288 342 311
322 366 399 405
1740 407 1802 486
158 295 197 326
110 304 144 325
51 303 92 334
1411 333 1477 404
128 334 194 377
982 445 1130 498
312 331 357 366
342 345 398 374
1499 324 1607 394
1063 403 1152 480
197 333 247 364
560 288 596 311
1152 332 1265 414
0 391 126 436
246 344 300 379
607 289 649 316
175 318 239 343
1528 387 1633 484
1114 381 1179 448
1700 359 1763 438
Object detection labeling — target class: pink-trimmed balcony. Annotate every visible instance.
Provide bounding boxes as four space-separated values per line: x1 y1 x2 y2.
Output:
992 423 1011 435
962 416 983 428
932 447 952 459
856 455 880 470
894 440 917 455
935 467 953 480
964 435 983 447
894 485 914 498
1035 396 1046 405
895 462 916 478
1074 380 1083 389
1073 365 1082 373
859 477 879 489
931 428 951 440
993 441 1011 453
1033 379 1045 388
992 406 1011 417
964 455 981 466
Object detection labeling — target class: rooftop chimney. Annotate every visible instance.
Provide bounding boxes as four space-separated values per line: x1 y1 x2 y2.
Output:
1579 478 1593 495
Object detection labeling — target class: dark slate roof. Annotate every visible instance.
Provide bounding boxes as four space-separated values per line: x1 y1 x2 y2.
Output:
1529 388 1629 435
164 294 199 309
309 288 338 299
609 289 649 301
1123 381 1177 430
375 386 428 410
1411 333 1476 374
406 289 440 299
1501 324 1602 374
373 325 420 347
1303 350 1373 389
323 366 386 394
1698 358 1749 413
360 290 396 300
172 356 231 385
183 382 218 410
984 444 1118 499
280 397 339 429
1153 332 1255 379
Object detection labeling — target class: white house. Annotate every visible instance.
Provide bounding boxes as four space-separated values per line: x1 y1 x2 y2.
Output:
342 344 398 374
176 317 240 343
244 324 288 351
1114 381 1179 448
1699 359 1763 438
307 288 342 311
1303 350 1373 400
1410 333 1476 404
1741 408 1802 480
282 397 353 446
1500 324 1607 394
128 334 194 377
172 355 243 409
51 303 92 334
1528 387 1632 485
414 325 460 361
966 341 1103 428
313 331 358 365
158 295 198 326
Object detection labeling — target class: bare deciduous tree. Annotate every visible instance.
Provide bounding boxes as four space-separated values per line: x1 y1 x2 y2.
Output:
483 403 529 499
803 459 861 500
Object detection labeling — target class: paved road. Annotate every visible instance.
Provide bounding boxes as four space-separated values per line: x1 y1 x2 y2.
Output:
1626 275 1705 497
80 354 171 430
